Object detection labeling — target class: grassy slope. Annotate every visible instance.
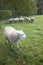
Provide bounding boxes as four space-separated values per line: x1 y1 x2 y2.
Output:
0 15 43 65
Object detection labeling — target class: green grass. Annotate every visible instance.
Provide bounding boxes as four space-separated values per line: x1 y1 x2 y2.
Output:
0 15 43 65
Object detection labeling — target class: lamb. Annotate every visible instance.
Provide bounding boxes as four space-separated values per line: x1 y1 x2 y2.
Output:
3 26 26 48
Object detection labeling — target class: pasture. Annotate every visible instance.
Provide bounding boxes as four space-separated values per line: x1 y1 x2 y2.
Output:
0 15 43 65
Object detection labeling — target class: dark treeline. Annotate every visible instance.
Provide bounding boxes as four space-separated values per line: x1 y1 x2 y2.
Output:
0 0 37 19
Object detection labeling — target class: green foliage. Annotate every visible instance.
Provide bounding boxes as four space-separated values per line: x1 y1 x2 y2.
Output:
0 10 12 19
0 0 37 15
12 0 37 15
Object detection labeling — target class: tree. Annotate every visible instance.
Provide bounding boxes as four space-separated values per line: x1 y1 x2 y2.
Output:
12 0 37 15
0 0 37 15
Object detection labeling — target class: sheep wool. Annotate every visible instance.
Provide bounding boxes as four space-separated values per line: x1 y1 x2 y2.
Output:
4 26 20 44
4 26 26 48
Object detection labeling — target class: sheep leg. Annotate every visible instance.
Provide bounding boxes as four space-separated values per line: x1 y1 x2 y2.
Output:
7 40 9 43
16 42 19 48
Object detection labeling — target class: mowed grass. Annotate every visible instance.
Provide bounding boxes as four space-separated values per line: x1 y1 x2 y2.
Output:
0 15 43 65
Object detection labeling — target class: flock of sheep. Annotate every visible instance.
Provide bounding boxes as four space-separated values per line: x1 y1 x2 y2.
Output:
3 16 35 48
4 26 26 48
8 16 35 23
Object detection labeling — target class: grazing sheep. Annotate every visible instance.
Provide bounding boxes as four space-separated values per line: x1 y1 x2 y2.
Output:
9 18 14 23
30 17 35 23
13 17 19 23
9 17 19 23
19 16 25 23
25 17 31 23
25 17 35 23
8 16 25 23
4 26 26 48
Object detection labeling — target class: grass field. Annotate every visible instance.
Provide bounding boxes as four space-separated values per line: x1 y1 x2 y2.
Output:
0 15 43 65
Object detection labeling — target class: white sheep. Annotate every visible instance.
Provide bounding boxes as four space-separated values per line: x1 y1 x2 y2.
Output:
3 26 26 48
25 17 31 22
30 17 35 23
13 17 19 23
9 18 19 23
19 16 25 23
25 17 35 23
9 18 14 23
